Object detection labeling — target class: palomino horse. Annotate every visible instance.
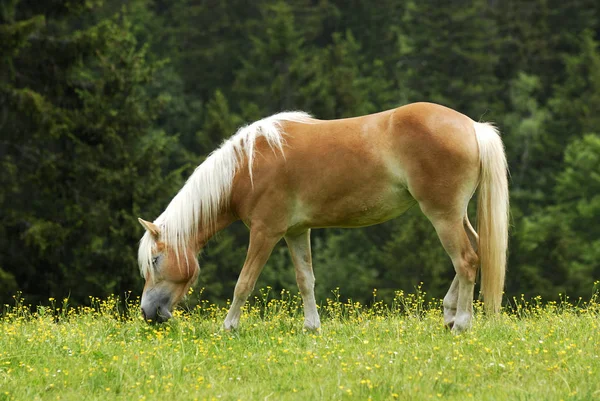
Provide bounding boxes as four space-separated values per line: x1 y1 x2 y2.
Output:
138 102 509 333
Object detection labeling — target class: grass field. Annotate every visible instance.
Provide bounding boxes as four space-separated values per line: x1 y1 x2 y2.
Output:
1 287 599 401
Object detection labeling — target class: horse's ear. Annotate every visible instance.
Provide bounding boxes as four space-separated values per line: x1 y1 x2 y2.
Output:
138 218 160 239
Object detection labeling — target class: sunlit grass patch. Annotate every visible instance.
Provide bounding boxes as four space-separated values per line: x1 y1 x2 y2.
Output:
1 286 599 401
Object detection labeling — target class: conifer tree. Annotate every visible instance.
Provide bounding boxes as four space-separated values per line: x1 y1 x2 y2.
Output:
0 1 180 303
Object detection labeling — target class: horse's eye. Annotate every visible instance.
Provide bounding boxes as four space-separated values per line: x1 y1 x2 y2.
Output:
152 256 160 267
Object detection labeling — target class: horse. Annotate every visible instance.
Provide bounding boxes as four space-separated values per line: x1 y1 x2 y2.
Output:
137 102 509 333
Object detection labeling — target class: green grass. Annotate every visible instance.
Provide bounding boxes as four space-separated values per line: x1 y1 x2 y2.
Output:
1 287 599 401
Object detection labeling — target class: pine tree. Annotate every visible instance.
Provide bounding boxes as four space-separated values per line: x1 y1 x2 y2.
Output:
398 0 502 119
0 1 181 303
515 135 600 299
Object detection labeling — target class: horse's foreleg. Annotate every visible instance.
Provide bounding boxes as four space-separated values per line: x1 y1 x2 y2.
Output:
285 230 320 331
223 228 281 330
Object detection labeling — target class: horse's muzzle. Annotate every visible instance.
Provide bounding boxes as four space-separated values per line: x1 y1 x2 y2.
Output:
141 304 172 324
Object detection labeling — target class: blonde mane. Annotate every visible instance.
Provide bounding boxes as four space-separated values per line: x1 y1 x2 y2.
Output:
138 111 313 279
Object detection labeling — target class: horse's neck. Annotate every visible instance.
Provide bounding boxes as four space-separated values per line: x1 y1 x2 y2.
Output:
192 211 237 251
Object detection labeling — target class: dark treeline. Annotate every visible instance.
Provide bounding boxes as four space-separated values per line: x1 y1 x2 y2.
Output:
1 0 599 306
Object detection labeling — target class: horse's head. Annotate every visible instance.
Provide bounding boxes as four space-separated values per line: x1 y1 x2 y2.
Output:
137 218 199 323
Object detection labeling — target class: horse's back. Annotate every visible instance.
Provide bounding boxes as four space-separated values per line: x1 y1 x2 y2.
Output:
283 102 476 155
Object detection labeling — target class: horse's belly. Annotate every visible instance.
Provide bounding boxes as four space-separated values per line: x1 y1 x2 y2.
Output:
332 186 416 227
291 184 416 230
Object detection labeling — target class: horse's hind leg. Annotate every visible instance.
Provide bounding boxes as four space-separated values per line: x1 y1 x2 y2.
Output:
426 213 479 332
443 275 459 328
464 215 479 253
223 228 281 330
285 230 321 331
442 215 479 329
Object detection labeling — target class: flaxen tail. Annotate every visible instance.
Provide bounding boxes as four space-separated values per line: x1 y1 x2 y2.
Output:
473 122 509 314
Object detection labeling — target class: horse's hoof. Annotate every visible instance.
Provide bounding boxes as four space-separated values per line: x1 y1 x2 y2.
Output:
222 324 237 332
450 316 472 334
303 326 321 334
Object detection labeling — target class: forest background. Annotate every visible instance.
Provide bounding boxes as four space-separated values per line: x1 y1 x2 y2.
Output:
1 0 599 307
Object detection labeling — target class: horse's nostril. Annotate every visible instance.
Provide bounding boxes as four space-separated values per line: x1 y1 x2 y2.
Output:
141 307 147 320
156 306 172 323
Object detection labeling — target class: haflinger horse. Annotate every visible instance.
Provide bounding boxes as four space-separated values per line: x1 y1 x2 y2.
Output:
137 102 509 333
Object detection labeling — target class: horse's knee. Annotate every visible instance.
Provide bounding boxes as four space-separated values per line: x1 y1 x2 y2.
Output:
234 281 254 300
296 271 315 293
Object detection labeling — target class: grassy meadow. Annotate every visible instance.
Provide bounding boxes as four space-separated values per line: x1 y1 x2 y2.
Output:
1 287 599 401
